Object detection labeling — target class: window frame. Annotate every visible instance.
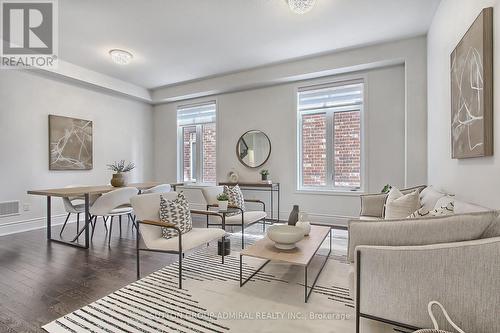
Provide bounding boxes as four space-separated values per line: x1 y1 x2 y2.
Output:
177 101 217 185
296 78 366 193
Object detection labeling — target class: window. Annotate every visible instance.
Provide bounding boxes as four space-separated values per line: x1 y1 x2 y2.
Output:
177 102 216 184
297 80 363 191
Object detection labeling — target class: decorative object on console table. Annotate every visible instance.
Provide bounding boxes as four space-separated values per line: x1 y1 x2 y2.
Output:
48 115 93 170
288 205 299 226
451 7 493 159
216 193 229 211
296 212 311 236
260 169 270 181
107 160 135 187
228 170 239 183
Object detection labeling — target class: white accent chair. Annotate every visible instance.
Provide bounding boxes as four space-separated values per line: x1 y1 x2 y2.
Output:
141 184 171 194
88 187 139 244
201 186 267 249
130 192 226 288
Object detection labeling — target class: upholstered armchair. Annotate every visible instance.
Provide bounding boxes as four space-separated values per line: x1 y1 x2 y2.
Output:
201 186 267 248
347 211 500 333
130 192 226 288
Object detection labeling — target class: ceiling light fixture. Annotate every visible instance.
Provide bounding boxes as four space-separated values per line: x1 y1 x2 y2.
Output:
288 0 316 14
109 49 133 65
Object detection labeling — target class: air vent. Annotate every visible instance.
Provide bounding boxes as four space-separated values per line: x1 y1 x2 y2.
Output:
0 201 20 217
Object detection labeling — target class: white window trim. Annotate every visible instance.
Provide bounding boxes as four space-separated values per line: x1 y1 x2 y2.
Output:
176 100 217 185
296 77 367 193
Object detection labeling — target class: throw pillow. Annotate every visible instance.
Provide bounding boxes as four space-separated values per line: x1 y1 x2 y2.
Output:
223 185 246 216
159 192 192 239
385 187 420 219
407 201 455 218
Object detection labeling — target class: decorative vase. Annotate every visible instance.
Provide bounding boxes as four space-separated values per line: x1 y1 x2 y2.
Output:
287 205 299 226
218 200 228 211
296 221 311 236
261 174 268 181
111 173 126 187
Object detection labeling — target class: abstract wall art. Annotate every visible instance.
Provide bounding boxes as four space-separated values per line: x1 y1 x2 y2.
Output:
451 7 493 159
49 115 93 170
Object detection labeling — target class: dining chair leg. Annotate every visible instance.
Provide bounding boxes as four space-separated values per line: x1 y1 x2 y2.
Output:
91 216 97 240
103 216 108 232
59 213 71 236
108 216 114 244
119 215 122 235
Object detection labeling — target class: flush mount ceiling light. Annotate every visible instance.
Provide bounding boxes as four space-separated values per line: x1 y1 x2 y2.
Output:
288 0 316 14
109 49 133 65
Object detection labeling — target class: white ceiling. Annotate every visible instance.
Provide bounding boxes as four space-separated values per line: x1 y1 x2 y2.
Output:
59 0 441 89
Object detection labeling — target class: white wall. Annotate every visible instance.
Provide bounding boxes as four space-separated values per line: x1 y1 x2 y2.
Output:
154 65 409 224
0 70 154 235
427 0 500 208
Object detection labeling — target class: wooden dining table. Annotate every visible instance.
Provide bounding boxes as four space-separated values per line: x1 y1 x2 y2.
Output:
27 182 183 249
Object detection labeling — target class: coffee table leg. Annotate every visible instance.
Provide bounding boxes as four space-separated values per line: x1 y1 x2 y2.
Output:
240 256 270 287
304 230 332 303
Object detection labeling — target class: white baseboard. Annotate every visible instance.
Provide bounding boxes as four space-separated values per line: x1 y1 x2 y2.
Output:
0 214 79 237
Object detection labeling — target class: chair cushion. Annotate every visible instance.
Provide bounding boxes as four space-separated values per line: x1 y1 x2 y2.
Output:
224 185 246 216
210 210 267 225
160 193 192 239
144 228 226 252
108 206 134 215
385 188 420 219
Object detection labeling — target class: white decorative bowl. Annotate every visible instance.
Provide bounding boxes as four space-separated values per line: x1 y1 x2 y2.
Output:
267 225 305 250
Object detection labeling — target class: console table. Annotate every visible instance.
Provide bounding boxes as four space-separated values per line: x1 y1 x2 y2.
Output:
218 182 280 222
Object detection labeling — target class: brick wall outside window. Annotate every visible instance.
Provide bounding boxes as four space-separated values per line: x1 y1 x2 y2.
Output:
182 126 197 182
302 113 327 186
334 110 361 188
202 123 216 183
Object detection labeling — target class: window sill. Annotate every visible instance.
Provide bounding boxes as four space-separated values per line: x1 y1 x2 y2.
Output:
295 189 365 197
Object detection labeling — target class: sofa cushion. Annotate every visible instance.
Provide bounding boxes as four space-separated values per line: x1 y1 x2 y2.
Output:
407 201 454 218
454 200 490 214
385 188 420 219
419 186 449 212
348 211 498 262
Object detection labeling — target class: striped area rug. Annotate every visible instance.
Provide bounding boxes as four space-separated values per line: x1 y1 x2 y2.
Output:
43 228 407 333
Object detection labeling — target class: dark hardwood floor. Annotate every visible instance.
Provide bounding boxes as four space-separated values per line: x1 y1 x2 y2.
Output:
0 219 177 333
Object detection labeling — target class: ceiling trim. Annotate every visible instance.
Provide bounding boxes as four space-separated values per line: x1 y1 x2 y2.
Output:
150 36 425 105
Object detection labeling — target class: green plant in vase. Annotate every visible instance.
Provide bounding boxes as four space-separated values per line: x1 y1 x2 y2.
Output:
217 193 229 211
107 160 135 187
260 169 270 181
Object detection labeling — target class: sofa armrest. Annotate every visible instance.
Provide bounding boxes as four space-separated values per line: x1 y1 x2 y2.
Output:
355 237 500 332
347 211 497 262
359 193 387 218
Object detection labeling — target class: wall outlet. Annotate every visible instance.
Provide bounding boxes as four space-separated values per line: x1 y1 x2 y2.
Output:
23 203 30 211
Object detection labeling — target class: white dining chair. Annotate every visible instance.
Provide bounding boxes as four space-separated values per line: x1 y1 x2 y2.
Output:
60 185 99 238
141 184 171 194
130 192 226 288
89 187 139 244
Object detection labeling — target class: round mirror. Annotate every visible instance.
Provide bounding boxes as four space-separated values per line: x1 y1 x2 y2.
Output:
236 130 271 168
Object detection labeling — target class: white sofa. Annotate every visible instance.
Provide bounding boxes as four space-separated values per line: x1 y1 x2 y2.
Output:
349 186 500 333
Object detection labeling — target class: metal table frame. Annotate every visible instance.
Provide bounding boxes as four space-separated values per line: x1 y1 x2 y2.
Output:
239 228 332 303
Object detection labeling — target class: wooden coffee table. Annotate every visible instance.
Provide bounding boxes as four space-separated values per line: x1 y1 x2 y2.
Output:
239 225 331 302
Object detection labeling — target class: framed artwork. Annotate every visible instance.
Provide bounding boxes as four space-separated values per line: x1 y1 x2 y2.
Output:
451 7 493 159
49 115 93 170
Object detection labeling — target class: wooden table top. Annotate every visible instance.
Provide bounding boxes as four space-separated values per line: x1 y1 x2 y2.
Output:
241 225 330 266
27 182 164 197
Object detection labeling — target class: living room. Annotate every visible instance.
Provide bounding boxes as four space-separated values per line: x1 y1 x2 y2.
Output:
0 0 499 332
